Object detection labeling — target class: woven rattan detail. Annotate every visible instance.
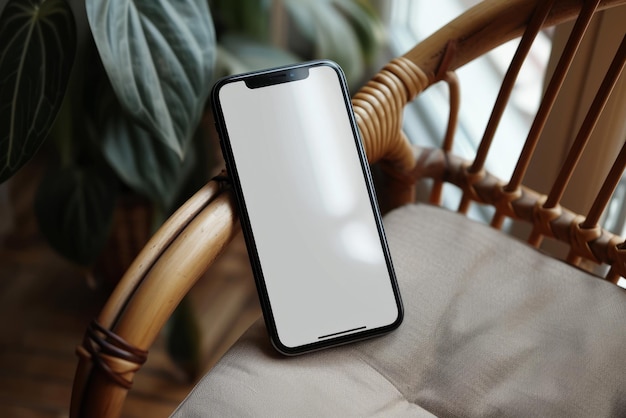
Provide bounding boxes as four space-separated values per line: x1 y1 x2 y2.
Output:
570 216 603 263
76 320 148 390
410 146 626 279
608 240 626 281
531 196 563 239
352 57 429 172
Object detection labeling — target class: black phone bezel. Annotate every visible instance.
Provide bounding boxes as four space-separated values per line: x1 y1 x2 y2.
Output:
211 60 403 355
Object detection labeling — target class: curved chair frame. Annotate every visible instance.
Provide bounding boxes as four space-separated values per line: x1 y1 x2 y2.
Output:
70 0 626 416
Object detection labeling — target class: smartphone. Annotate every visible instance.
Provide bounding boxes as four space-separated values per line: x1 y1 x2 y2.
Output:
211 60 403 355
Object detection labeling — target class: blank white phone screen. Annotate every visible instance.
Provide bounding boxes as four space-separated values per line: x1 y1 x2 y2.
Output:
219 65 399 349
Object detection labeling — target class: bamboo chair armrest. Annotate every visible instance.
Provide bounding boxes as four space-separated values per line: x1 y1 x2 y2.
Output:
71 176 239 417
404 0 626 77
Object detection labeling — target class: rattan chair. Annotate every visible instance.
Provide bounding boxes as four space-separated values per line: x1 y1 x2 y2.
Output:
71 0 626 416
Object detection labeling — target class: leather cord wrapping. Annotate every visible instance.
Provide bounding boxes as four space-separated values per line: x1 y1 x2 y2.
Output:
76 320 148 390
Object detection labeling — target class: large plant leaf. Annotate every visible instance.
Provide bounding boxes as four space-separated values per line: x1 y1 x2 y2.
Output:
334 0 385 65
86 0 216 159
283 0 365 84
216 35 300 76
100 97 195 211
209 0 269 42
0 0 76 183
34 165 118 266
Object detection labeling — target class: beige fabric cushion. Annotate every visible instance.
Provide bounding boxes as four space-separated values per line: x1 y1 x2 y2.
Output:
173 204 626 417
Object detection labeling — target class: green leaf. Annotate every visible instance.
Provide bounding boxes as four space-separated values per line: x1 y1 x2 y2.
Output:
85 0 216 159
334 0 385 65
283 0 364 84
209 0 270 41
99 97 195 211
216 35 300 75
34 165 118 266
0 0 76 183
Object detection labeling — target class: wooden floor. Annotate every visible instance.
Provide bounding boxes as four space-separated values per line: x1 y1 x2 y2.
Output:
0 225 261 417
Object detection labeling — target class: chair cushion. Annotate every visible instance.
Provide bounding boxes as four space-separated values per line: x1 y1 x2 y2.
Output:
172 204 626 417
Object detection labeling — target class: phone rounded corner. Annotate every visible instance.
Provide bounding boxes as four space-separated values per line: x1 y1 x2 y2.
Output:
315 58 340 69
385 268 404 331
391 303 405 331
210 76 230 105
315 59 346 78
268 334 301 356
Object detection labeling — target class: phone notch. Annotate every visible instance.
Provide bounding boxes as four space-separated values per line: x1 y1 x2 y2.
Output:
245 67 310 89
